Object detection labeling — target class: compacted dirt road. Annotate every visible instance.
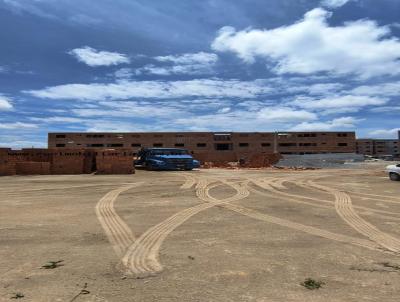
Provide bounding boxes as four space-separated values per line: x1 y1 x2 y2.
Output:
0 164 400 301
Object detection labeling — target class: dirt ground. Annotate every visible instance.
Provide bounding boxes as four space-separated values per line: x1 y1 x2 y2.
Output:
1 162 400 302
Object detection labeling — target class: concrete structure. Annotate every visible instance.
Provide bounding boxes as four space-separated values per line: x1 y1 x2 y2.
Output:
0 148 135 176
49 132 357 161
356 139 400 158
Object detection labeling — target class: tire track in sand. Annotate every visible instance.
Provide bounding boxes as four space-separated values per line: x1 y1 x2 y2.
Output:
122 175 393 276
95 183 142 257
180 173 197 189
253 178 400 221
341 190 400 205
202 181 382 254
122 178 249 276
308 180 400 253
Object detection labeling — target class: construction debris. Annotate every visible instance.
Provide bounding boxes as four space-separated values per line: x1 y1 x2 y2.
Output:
201 152 282 169
275 153 364 169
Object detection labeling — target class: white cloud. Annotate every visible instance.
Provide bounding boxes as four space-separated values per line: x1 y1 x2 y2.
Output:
368 128 400 139
257 107 317 122
68 46 130 67
2 0 56 19
69 14 102 25
173 105 317 131
84 121 169 133
0 134 46 148
24 79 272 100
237 100 271 111
0 96 13 110
113 68 133 79
29 116 84 123
218 107 231 114
136 52 218 76
0 122 38 130
212 8 400 78
154 52 218 65
370 106 400 113
135 63 215 76
291 95 387 114
351 82 400 97
72 101 184 118
306 83 345 95
290 117 361 131
321 0 352 9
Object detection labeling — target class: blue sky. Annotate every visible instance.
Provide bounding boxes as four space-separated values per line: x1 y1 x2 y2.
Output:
0 0 399 148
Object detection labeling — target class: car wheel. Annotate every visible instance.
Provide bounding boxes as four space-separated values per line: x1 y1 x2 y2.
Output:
389 173 400 181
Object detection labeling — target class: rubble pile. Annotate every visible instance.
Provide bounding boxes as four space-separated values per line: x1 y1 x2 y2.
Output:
275 153 364 169
201 152 282 169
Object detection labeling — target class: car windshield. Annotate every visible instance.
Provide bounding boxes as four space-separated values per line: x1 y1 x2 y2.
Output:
150 149 189 156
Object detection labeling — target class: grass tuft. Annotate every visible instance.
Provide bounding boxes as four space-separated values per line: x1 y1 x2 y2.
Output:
11 292 24 299
301 278 324 290
41 260 64 269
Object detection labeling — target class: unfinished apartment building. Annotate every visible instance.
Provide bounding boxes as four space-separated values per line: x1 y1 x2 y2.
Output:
356 139 400 158
49 132 356 162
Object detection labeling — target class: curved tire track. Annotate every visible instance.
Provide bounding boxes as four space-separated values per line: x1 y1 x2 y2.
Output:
343 190 400 204
95 183 141 257
308 180 400 253
211 182 382 253
122 178 249 276
180 173 197 189
252 178 400 221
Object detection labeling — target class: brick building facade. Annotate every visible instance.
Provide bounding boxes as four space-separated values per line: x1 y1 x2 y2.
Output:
356 139 400 158
48 132 356 160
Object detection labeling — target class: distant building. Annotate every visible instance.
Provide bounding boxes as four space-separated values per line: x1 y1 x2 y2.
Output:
48 132 357 160
356 137 400 158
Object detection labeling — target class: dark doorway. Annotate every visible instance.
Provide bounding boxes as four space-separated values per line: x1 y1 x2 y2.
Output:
91 155 97 172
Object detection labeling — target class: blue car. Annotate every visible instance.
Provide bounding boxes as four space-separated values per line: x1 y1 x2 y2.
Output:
135 148 200 171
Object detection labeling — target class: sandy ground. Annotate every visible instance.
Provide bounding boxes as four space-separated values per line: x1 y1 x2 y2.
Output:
0 163 400 301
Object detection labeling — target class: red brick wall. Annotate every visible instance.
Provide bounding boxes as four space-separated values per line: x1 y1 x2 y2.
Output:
0 148 136 176
194 151 238 163
50 150 87 174
15 162 51 175
0 148 15 176
96 150 135 174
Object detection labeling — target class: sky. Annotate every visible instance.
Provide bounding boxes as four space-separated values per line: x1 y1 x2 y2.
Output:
0 0 399 148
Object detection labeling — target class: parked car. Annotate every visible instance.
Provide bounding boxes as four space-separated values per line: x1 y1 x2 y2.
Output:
135 148 200 171
386 164 400 181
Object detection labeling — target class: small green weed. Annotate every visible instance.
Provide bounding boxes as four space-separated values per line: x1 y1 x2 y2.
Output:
11 292 24 299
41 260 64 269
301 278 324 290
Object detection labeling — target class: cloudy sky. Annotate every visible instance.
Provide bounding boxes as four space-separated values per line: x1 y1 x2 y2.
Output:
0 0 399 147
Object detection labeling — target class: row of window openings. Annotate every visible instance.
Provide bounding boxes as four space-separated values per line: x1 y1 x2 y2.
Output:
278 143 348 147
359 147 399 149
57 143 273 148
360 142 399 145
56 142 349 148
56 134 208 139
55 133 349 139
